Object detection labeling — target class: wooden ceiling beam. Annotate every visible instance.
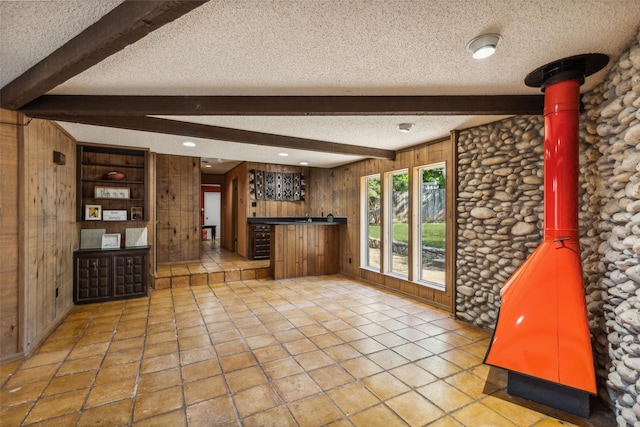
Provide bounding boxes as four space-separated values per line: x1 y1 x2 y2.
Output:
20 94 544 116
0 0 208 110
31 114 396 160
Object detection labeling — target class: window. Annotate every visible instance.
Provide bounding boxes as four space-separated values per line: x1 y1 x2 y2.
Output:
415 163 446 290
387 169 409 276
361 174 381 271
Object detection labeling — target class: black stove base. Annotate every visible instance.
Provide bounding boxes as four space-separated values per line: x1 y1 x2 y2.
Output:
507 371 590 418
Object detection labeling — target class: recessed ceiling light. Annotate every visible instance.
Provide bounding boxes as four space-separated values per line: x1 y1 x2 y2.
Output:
205 164 212 168
279 152 289 157
467 33 502 59
300 162 309 166
398 123 414 133
183 141 196 147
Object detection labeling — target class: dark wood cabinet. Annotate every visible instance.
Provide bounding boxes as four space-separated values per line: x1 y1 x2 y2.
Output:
248 224 271 260
74 247 149 304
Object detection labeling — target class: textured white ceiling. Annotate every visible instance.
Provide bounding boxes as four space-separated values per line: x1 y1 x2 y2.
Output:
2 0 640 173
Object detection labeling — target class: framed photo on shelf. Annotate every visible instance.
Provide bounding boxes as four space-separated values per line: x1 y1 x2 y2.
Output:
101 233 121 250
95 186 130 199
85 204 102 220
131 207 143 220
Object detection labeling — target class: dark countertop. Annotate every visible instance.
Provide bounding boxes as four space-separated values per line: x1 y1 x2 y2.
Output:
248 216 346 225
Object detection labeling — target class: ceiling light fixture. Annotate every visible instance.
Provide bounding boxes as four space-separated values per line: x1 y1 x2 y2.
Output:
467 33 502 59
300 162 309 166
183 141 196 147
279 152 289 157
398 123 414 133
205 164 212 168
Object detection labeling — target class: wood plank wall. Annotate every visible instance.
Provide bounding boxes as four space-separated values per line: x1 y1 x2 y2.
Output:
10 115 78 360
222 163 248 256
308 137 455 312
245 163 310 218
0 109 20 359
156 154 200 263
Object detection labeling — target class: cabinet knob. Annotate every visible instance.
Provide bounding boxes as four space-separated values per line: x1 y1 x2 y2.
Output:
127 258 133 267
91 261 97 270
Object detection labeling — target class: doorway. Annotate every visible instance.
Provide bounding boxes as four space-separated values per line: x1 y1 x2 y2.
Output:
232 178 238 252
202 185 221 240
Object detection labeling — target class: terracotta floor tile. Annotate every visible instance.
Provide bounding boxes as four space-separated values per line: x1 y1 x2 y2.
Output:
245 334 279 350
216 340 250 357
273 329 305 343
323 343 361 362
435 331 474 347
220 352 257 373
187 395 238 426
0 381 49 407
181 359 221 383
85 377 137 408
262 357 304 381
232 384 281 418
137 368 181 395
341 356 384 379
452 402 518 426
225 366 267 393
43 370 96 396
367 349 410 370
415 336 456 354
349 338 386 355
426 416 465 427
133 386 184 422
288 394 343 427
481 392 550 426
294 350 334 371
417 380 474 412
283 338 318 355
140 353 179 374
309 333 344 349
93 361 139 385
416 355 464 378
180 346 215 365
184 375 227 405
361 372 410 400
349 403 408 427
107 336 145 353
77 398 132 426
386 390 445 426
307 365 353 391
327 382 379 416
243 405 296 427
444 371 496 399
37 337 79 353
23 389 87 424
0 401 32 426
101 347 143 367
389 363 437 388
371 332 409 348
134 408 187 427
253 344 289 364
23 412 80 427
4 364 59 388
439 348 483 369
392 342 432 361
21 349 69 369
144 340 179 359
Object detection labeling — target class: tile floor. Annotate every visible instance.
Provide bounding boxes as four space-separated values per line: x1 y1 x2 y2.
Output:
154 240 270 288
1 274 615 426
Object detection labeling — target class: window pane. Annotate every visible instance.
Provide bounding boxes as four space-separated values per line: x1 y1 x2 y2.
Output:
419 164 446 288
364 175 381 270
390 170 409 276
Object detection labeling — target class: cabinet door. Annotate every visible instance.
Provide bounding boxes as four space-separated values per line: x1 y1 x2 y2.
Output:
114 253 147 297
76 255 112 302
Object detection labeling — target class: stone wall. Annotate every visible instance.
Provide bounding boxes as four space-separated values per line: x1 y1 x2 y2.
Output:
588 32 640 426
455 30 640 425
455 116 544 327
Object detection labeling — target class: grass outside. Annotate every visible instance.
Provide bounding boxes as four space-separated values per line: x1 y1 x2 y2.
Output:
368 223 445 248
